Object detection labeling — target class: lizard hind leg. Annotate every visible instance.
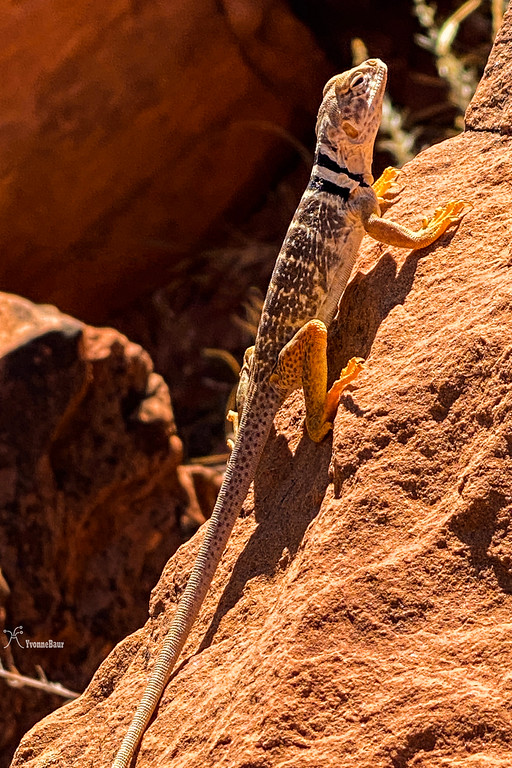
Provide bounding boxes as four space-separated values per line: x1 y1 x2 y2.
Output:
269 319 364 443
227 345 255 449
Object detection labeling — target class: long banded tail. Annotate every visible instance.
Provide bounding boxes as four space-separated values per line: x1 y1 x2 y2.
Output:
112 388 279 768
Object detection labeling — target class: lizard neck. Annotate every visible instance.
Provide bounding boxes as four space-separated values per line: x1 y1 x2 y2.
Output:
310 139 374 195
309 139 373 202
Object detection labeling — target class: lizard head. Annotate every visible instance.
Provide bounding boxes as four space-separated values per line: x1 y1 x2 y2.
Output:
316 58 387 177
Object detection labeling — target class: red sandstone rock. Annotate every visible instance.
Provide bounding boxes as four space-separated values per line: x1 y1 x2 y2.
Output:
0 0 327 322
0 294 221 766
10 7 512 768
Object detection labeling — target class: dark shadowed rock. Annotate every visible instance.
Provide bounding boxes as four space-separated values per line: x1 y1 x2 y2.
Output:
0 294 221 766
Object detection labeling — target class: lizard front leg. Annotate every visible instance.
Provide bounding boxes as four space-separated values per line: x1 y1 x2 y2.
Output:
364 198 469 249
270 319 364 443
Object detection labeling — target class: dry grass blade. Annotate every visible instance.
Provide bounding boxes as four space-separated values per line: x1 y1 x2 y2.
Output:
0 660 79 700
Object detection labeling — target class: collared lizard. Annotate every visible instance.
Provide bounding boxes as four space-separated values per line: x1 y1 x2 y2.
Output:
111 58 466 767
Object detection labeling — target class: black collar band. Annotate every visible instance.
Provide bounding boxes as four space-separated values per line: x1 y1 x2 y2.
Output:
308 176 351 200
317 151 344 175
316 152 370 187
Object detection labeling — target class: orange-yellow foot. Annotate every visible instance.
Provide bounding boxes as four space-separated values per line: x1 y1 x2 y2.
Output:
372 166 402 210
325 356 365 422
226 409 238 451
308 356 365 443
420 200 471 237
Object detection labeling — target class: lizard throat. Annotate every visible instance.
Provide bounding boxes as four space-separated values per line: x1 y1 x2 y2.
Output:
308 150 371 200
316 151 370 185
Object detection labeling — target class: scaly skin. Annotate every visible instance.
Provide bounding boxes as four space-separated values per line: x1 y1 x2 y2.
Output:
111 59 467 768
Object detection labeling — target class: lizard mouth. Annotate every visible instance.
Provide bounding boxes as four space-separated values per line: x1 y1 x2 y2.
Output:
367 60 387 108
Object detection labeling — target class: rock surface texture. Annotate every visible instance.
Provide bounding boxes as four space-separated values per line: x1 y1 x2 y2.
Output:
11 8 512 768
0 294 221 767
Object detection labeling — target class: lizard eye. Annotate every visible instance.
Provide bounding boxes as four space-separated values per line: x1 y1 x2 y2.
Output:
350 73 365 90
